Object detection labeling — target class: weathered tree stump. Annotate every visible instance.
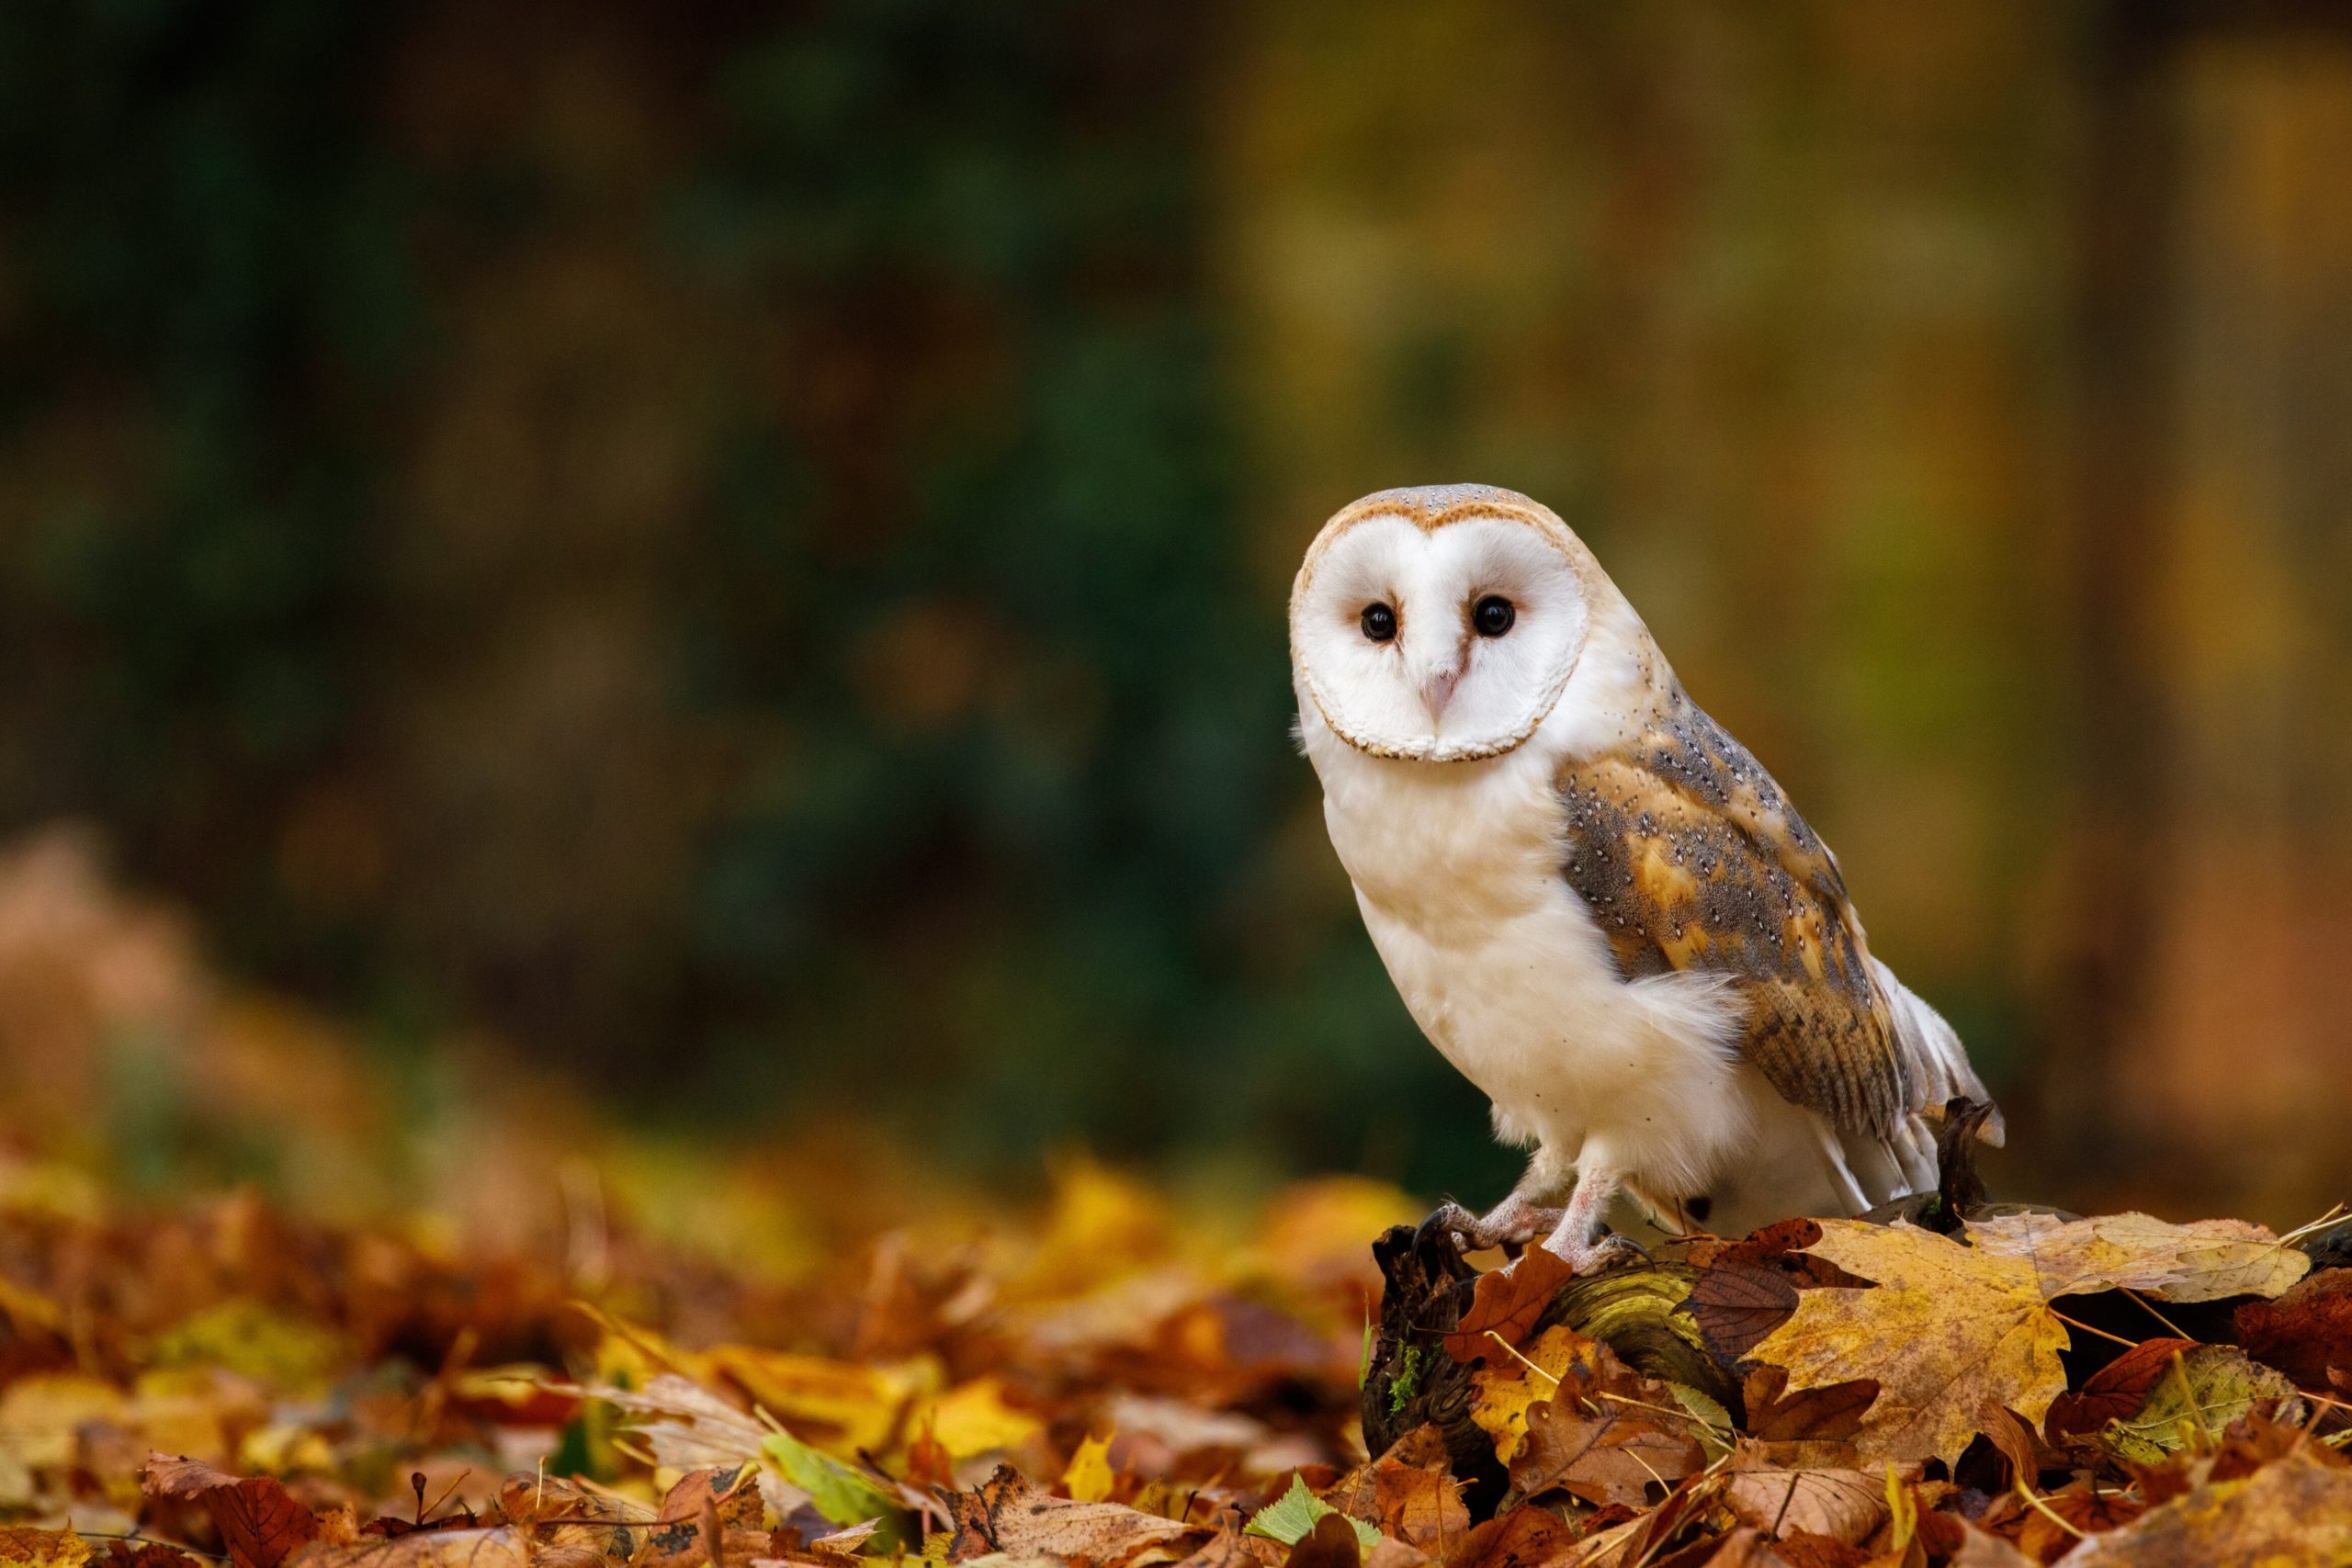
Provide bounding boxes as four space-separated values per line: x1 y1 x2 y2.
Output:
1362 1215 1739 1519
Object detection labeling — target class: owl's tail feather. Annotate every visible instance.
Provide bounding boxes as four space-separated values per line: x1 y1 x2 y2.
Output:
1871 957 2005 1147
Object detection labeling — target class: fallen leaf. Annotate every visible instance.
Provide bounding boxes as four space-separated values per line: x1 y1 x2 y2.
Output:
1747 1216 2301 1465
922 1378 1042 1461
1977 1476 2146 1561
1721 1463 1888 1545
2044 1339 2202 1446
1739 1368 1875 1450
1435 1506 1571 1568
1323 1431 1466 1556
1764 1533 1868 1568
947 1466 1197 1566
710 1350 915 1457
1467 1325 1613 1462
2233 1268 2352 1393
1962 1212 2310 1303
285 1529 535 1568
2064 1447 2352 1563
1442 1251 1572 1364
0 1529 90 1568
1281 1514 1363 1568
589 1374 770 1469
1064 1436 1116 1504
2093 1345 2301 1467
1692 1529 1792 1568
1243 1476 1379 1551
1680 1220 1874 1363
1945 1525 2031 1566
1506 1393 1702 1510
1972 1404 2041 1491
144 1454 322 1568
761 1432 912 1551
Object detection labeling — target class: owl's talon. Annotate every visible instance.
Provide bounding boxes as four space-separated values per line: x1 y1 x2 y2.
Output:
1425 1197 1567 1253
1541 1231 1646 1276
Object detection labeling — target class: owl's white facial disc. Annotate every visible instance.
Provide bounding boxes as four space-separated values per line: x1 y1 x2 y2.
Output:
1291 508 1592 761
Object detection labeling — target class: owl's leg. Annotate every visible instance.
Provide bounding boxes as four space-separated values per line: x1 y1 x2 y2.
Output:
1538 1165 1645 1276
1430 1144 1571 1251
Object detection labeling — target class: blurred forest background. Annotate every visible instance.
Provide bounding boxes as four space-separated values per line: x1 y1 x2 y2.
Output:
2 1 2349 1227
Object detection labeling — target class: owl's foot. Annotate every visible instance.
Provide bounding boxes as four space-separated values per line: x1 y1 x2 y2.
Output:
1427 1197 1566 1253
1538 1229 1648 1277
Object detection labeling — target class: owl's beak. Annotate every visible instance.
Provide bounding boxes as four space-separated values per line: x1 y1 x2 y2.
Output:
1418 664 1462 725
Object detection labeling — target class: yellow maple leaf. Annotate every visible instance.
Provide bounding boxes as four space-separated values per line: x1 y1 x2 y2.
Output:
0 1527 90 1568
1062 1434 1115 1503
1469 1325 1614 1462
707 1347 928 1456
921 1376 1042 1460
1749 1213 2307 1466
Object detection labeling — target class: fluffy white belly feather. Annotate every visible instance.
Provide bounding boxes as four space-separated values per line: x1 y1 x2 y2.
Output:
1312 721 1759 1204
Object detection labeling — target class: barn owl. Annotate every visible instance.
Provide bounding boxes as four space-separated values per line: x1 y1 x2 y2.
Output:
1290 484 2000 1272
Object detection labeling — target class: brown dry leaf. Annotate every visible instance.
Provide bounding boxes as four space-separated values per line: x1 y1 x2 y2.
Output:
659 1465 763 1531
947 1464 1198 1567
1281 1514 1363 1568
2064 1447 2352 1563
589 1375 770 1470
1978 1476 2147 1562
0 1529 90 1568
1973 1403 2041 1490
1764 1533 1866 1568
1945 1526 2031 1567
1441 1251 1573 1364
285 1530 536 1568
1739 1369 1875 1448
1506 1393 1702 1510
1322 1429 1467 1557
1721 1462 1888 1545
1688 1529 1791 1568
144 1454 322 1568
631 1465 767 1568
2233 1268 2352 1392
1436 1506 1572 1568
1681 1220 1874 1363
1165 1522 1261 1568
2043 1339 2200 1446
1747 1216 2301 1465
1554 1474 1713 1568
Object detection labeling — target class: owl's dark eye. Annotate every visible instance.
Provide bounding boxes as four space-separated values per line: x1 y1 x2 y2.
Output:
1360 602 1397 643
1473 595 1516 637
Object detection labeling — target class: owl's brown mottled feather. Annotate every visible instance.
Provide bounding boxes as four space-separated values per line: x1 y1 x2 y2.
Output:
1555 687 1907 1137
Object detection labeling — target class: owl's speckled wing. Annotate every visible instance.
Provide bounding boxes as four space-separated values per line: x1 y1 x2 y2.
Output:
1555 690 1907 1136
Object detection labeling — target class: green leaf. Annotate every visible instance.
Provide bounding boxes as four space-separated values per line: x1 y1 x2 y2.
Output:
762 1428 914 1551
1242 1475 1380 1550
2099 1345 2302 1467
1663 1381 1736 1460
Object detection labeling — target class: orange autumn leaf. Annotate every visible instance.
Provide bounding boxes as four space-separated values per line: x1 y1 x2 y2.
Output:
144 1455 322 1568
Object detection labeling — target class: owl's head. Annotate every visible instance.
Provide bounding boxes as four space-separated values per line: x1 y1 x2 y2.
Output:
1289 485 1609 762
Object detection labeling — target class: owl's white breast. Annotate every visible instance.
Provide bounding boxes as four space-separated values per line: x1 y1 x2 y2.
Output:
1297 691 1754 1199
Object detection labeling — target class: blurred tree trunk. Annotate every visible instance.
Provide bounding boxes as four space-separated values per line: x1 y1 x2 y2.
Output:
2045 0 2182 1184
2056 0 2352 1215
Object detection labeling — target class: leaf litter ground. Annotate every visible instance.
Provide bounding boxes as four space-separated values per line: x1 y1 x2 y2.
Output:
3 840 2352 1566
2 1151 2349 1568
